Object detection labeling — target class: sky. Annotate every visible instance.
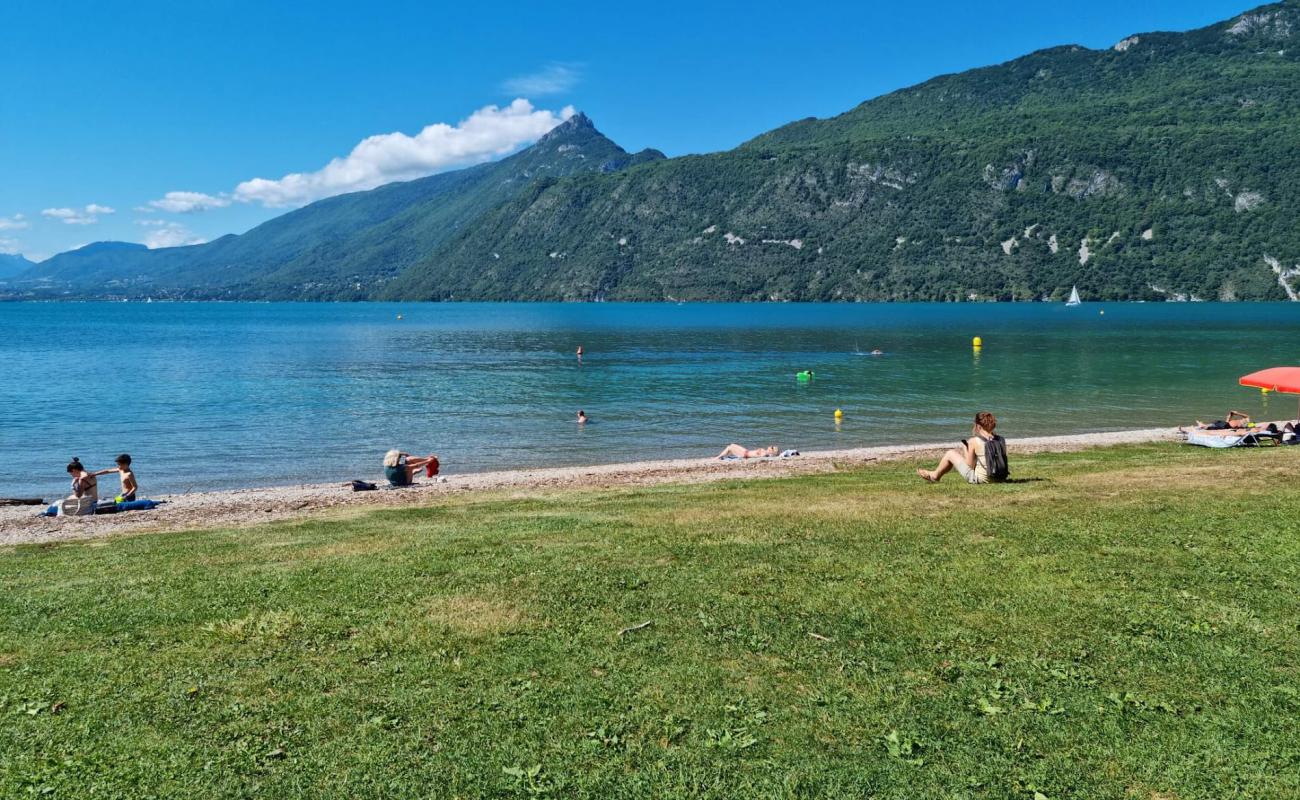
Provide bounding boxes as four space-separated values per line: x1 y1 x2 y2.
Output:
0 0 1257 261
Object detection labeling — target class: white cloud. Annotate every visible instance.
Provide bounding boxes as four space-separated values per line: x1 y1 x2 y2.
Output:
0 237 21 255
142 222 206 249
233 99 575 207
0 214 28 231
146 191 231 213
41 204 115 225
135 218 167 227
502 63 582 96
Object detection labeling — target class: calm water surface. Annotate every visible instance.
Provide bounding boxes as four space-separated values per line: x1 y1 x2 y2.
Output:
2 302 1297 498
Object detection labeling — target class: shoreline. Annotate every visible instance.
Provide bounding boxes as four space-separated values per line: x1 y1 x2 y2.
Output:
0 428 1178 546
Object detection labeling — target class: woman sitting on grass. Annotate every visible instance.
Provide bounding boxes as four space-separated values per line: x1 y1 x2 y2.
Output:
383 450 439 487
717 443 778 459
918 411 1005 484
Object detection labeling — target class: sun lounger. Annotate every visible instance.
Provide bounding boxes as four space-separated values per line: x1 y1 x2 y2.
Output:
1183 427 1282 448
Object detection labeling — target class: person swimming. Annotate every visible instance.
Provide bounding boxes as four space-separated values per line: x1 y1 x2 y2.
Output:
577 410 588 424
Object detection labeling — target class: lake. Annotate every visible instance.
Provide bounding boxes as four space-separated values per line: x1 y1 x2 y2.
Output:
2 301 1297 499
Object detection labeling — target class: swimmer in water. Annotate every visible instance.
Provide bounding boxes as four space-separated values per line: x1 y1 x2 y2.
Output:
577 410 588 424
870 349 884 355
576 345 584 358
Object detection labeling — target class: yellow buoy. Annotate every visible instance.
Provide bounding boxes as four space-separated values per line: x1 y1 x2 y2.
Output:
972 336 983 348
834 408 843 419
1099 309 1104 316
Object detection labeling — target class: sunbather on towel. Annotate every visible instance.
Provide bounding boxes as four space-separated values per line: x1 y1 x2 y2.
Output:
383 449 439 486
717 444 778 459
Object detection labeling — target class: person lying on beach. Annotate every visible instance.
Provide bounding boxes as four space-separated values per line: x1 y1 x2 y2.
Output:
718 444 779 459
93 453 137 502
917 411 1005 484
383 450 439 487
1191 410 1253 430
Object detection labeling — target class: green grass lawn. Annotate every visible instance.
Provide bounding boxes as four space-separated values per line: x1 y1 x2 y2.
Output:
3 443 1299 799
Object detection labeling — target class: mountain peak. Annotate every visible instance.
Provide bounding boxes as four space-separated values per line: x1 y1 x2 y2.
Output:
538 112 596 143
77 241 148 253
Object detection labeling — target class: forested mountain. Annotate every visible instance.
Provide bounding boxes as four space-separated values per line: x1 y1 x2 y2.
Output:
11 2 1300 302
385 1 1300 302
14 114 662 299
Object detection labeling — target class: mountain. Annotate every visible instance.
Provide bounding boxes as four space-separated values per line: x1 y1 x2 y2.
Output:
0 253 36 280
383 1 1300 302
13 113 664 299
12 2 1300 303
19 242 149 289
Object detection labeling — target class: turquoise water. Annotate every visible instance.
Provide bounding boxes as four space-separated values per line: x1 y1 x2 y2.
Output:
2 302 1298 499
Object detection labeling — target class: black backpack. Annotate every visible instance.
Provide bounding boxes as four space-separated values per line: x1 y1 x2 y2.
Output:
983 435 1010 481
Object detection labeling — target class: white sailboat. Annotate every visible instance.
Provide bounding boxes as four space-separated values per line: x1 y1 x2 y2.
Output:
1065 285 1082 306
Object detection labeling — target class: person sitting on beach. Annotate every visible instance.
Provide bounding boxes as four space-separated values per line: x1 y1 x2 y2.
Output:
67 458 98 499
718 443 779 459
93 453 138 502
62 457 99 515
917 411 1006 484
383 449 439 487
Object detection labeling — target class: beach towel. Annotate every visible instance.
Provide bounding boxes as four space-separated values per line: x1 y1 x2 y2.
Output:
778 449 800 458
114 499 160 512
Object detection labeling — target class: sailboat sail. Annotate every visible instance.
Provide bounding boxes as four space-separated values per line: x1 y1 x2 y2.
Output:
1066 286 1082 306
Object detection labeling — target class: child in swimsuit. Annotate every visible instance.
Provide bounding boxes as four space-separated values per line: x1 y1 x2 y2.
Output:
94 453 138 501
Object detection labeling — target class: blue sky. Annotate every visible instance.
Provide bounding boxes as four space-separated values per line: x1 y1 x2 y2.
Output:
0 0 1255 260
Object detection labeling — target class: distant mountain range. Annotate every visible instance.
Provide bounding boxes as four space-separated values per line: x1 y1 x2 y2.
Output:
12 114 663 300
0 253 36 280
8 1 1300 302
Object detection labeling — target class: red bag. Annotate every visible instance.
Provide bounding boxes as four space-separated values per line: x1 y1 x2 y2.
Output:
426 457 440 477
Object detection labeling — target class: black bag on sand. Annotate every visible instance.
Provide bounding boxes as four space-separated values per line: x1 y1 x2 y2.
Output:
984 435 1010 481
350 480 377 492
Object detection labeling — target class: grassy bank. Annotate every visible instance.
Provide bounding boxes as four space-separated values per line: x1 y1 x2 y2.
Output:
2 443 1298 798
